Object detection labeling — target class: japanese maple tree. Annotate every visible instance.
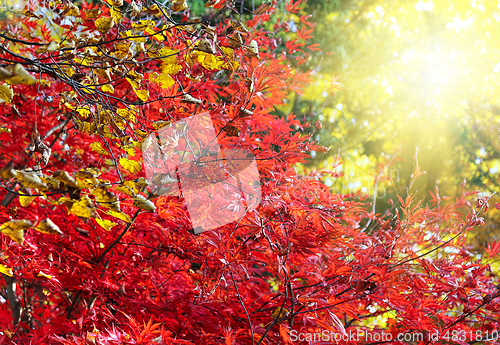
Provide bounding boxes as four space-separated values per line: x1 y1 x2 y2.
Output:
0 0 500 344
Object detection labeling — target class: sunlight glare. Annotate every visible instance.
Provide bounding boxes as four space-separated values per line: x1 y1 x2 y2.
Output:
421 49 461 86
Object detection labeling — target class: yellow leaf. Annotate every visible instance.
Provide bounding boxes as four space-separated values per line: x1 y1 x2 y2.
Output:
156 26 169 41
46 41 60 52
160 63 182 75
70 203 93 218
184 53 195 67
102 84 114 93
76 107 91 118
58 197 74 209
110 6 123 23
41 176 60 190
119 158 142 174
99 124 114 139
0 263 13 276
221 46 235 59
134 128 148 138
0 67 11 81
0 64 37 85
223 59 240 71
143 4 162 16
125 146 136 156
148 72 159 84
80 82 98 94
133 88 149 102
198 52 224 71
93 186 120 212
90 142 107 154
149 72 175 89
35 219 63 235
73 56 92 67
96 218 117 231
171 0 188 12
221 47 240 71
19 195 36 207
0 220 32 245
125 70 142 89
95 17 115 34
70 196 95 218
132 19 154 29
1 228 24 245
116 108 136 123
53 170 78 189
123 30 147 43
196 38 215 54
37 271 52 279
133 195 156 212
152 120 171 129
134 177 149 187
39 79 52 87
76 179 99 190
106 210 132 222
62 2 79 16
75 168 100 180
115 184 136 197
35 41 60 54
16 171 48 190
85 8 101 18
107 0 122 6
114 119 127 130
0 84 13 103
94 67 110 80
158 72 175 89
158 47 179 64
144 27 165 41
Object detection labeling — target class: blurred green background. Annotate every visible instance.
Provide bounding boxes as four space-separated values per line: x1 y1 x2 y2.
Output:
284 0 500 249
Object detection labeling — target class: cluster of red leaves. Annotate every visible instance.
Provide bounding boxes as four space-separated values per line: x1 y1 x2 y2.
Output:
0 0 499 344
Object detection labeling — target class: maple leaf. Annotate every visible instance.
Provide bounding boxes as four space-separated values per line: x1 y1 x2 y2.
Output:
171 0 188 12
133 195 156 212
0 219 32 245
120 158 142 173
96 218 117 231
0 64 37 85
95 17 115 34
0 263 13 276
35 219 63 235
0 84 13 103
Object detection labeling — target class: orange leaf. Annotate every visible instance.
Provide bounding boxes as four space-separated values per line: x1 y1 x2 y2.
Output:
335 266 352 275
279 324 292 344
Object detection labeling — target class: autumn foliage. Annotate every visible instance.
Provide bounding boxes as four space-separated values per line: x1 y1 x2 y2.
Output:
0 0 500 344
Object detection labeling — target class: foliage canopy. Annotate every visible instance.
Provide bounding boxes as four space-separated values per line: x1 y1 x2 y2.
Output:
0 0 500 344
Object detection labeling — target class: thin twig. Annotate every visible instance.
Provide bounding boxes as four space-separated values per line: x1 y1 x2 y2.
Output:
230 269 255 345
